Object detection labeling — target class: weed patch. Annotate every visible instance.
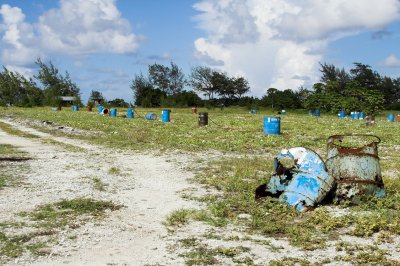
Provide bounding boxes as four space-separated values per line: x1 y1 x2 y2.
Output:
0 121 39 138
0 198 123 261
41 138 86 152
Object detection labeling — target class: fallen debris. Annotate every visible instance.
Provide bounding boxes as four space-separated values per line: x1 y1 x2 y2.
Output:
256 147 335 212
255 134 385 211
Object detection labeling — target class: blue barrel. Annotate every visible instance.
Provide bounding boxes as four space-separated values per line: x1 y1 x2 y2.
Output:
308 110 313 116
263 117 280 135
315 109 320 117
388 113 395 122
350 112 354 119
338 111 346 118
161 109 171 122
250 109 257 114
281 110 286 115
72 105 79 111
354 112 360 120
97 105 103 114
146 113 157 120
126 109 134 118
110 108 117 117
359 112 365 119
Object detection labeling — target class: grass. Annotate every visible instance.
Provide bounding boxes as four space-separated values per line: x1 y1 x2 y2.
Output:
0 106 399 264
0 198 123 260
1 106 399 153
189 156 400 251
40 138 86 152
0 143 25 157
0 144 29 190
175 238 254 266
0 121 39 138
84 176 107 191
108 166 122 176
20 198 123 229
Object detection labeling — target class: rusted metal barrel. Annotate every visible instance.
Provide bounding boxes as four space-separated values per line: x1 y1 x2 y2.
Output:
198 112 208 126
325 134 385 201
192 107 197 114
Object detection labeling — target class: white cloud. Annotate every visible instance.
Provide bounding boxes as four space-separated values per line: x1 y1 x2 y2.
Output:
36 0 141 55
193 0 400 96
383 54 400 67
276 0 400 42
0 4 40 66
0 0 142 69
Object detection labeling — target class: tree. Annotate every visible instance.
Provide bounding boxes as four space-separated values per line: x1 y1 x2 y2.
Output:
148 62 185 95
261 89 301 109
168 62 185 95
0 67 43 106
319 63 349 95
34 58 81 105
189 66 216 99
130 73 166 107
231 77 250 99
108 98 129 107
305 62 386 115
89 90 105 102
217 75 250 101
148 63 169 94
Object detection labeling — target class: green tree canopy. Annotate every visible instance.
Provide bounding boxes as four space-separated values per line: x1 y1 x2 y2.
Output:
0 67 43 107
34 58 81 106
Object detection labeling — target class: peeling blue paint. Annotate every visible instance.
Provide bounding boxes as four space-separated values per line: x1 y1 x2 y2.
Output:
265 147 335 212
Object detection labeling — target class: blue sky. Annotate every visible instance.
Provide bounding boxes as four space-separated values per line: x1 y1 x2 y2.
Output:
1 0 400 103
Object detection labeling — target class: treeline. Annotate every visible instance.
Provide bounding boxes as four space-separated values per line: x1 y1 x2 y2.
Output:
130 63 250 107
0 59 82 107
1 60 400 114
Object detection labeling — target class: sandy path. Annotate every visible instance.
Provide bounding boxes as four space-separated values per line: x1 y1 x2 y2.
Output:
0 118 199 265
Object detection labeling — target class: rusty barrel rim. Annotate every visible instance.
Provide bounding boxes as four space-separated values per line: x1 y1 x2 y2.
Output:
327 134 381 147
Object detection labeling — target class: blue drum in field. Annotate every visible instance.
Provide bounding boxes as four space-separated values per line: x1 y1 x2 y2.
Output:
161 109 171 122
315 109 320 117
308 110 313 116
388 113 395 122
146 113 157 120
110 108 117 117
98 105 103 114
72 105 78 111
126 109 134 118
359 112 365 119
338 111 346 118
263 117 280 135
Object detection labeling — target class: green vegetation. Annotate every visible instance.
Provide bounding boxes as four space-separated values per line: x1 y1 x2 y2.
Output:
20 198 123 229
0 143 26 157
0 106 399 264
108 166 122 176
0 198 122 260
84 176 107 191
40 138 86 152
177 242 253 266
1 107 399 154
0 121 39 138
0 144 29 190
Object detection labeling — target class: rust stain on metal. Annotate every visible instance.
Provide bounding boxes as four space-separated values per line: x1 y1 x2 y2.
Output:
326 134 385 201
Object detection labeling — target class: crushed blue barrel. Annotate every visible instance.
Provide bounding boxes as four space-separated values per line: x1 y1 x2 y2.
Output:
256 134 385 211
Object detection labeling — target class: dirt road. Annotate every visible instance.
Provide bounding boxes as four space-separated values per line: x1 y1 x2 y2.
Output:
0 118 199 265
